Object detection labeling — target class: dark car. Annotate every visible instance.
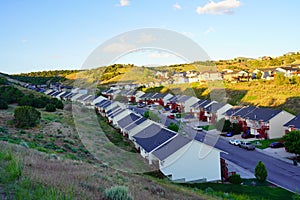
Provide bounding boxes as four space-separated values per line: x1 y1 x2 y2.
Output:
241 133 255 139
167 114 175 119
170 109 178 113
269 142 284 148
226 132 234 137
137 103 146 108
163 107 170 111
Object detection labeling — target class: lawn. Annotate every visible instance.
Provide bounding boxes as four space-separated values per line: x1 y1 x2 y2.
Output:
179 179 294 200
250 138 283 149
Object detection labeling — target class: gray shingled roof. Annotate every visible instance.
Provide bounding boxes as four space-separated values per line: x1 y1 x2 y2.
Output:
124 117 147 131
133 124 176 152
245 107 281 122
152 135 191 160
117 113 141 128
284 114 300 129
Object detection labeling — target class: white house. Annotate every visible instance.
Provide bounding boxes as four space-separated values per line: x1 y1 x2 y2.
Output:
92 95 107 105
70 93 85 101
132 123 177 164
152 134 222 182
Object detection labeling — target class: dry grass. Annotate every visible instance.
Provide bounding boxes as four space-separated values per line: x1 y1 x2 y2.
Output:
0 142 208 200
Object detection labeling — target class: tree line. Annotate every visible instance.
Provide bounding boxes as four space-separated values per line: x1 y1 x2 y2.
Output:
0 85 64 128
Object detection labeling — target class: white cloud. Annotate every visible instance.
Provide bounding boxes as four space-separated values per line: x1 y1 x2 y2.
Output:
204 27 215 34
196 0 241 15
173 3 182 10
117 0 130 7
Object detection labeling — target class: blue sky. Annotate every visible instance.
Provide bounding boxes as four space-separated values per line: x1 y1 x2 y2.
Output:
0 0 299 74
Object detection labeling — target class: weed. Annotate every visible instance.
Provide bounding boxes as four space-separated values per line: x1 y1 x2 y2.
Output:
105 185 133 200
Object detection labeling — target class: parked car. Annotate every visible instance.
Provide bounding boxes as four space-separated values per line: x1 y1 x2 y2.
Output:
226 132 234 137
240 141 255 150
192 125 203 131
170 109 178 113
167 114 175 119
241 133 255 139
137 103 146 108
269 142 284 148
229 139 241 146
163 107 170 111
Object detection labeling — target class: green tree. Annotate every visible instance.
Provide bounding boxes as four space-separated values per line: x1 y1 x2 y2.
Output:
215 119 232 132
167 122 179 132
275 72 289 85
256 71 262 79
255 161 268 182
0 77 7 85
282 130 300 156
232 123 241 135
144 110 150 118
49 98 64 109
0 86 24 104
14 106 41 128
18 95 34 106
0 99 8 109
45 103 56 112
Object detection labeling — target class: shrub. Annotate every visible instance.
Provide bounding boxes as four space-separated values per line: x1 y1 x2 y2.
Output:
167 122 179 132
32 97 47 108
14 106 41 128
45 103 56 112
50 98 64 109
105 186 133 200
228 174 242 184
0 99 8 109
0 86 24 103
18 95 34 106
255 161 268 182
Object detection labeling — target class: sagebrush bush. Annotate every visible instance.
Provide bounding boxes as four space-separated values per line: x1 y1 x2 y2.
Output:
105 185 133 200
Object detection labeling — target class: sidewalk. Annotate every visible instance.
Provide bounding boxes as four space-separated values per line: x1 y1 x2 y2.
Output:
256 147 299 166
225 159 255 179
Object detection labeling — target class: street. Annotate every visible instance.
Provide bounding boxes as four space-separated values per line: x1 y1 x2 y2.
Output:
130 105 300 192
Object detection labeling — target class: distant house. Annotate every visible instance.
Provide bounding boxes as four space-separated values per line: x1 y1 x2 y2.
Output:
191 99 215 121
116 113 141 132
166 95 199 113
284 114 300 133
132 123 177 164
199 71 222 82
70 93 85 101
276 66 299 77
252 68 276 80
204 102 232 123
224 106 295 139
92 95 107 105
152 134 222 182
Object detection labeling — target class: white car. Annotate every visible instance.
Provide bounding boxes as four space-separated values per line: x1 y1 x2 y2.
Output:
229 139 241 146
192 125 203 131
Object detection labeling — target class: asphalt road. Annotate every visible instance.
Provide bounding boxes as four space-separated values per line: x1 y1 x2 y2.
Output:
130 105 300 192
194 129 300 193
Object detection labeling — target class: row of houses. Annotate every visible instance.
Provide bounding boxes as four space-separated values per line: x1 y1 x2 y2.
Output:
43 88 224 183
93 98 223 183
38 84 300 182
101 87 300 140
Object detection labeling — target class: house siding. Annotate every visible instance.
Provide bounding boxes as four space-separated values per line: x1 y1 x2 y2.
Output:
159 140 221 182
269 111 295 139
